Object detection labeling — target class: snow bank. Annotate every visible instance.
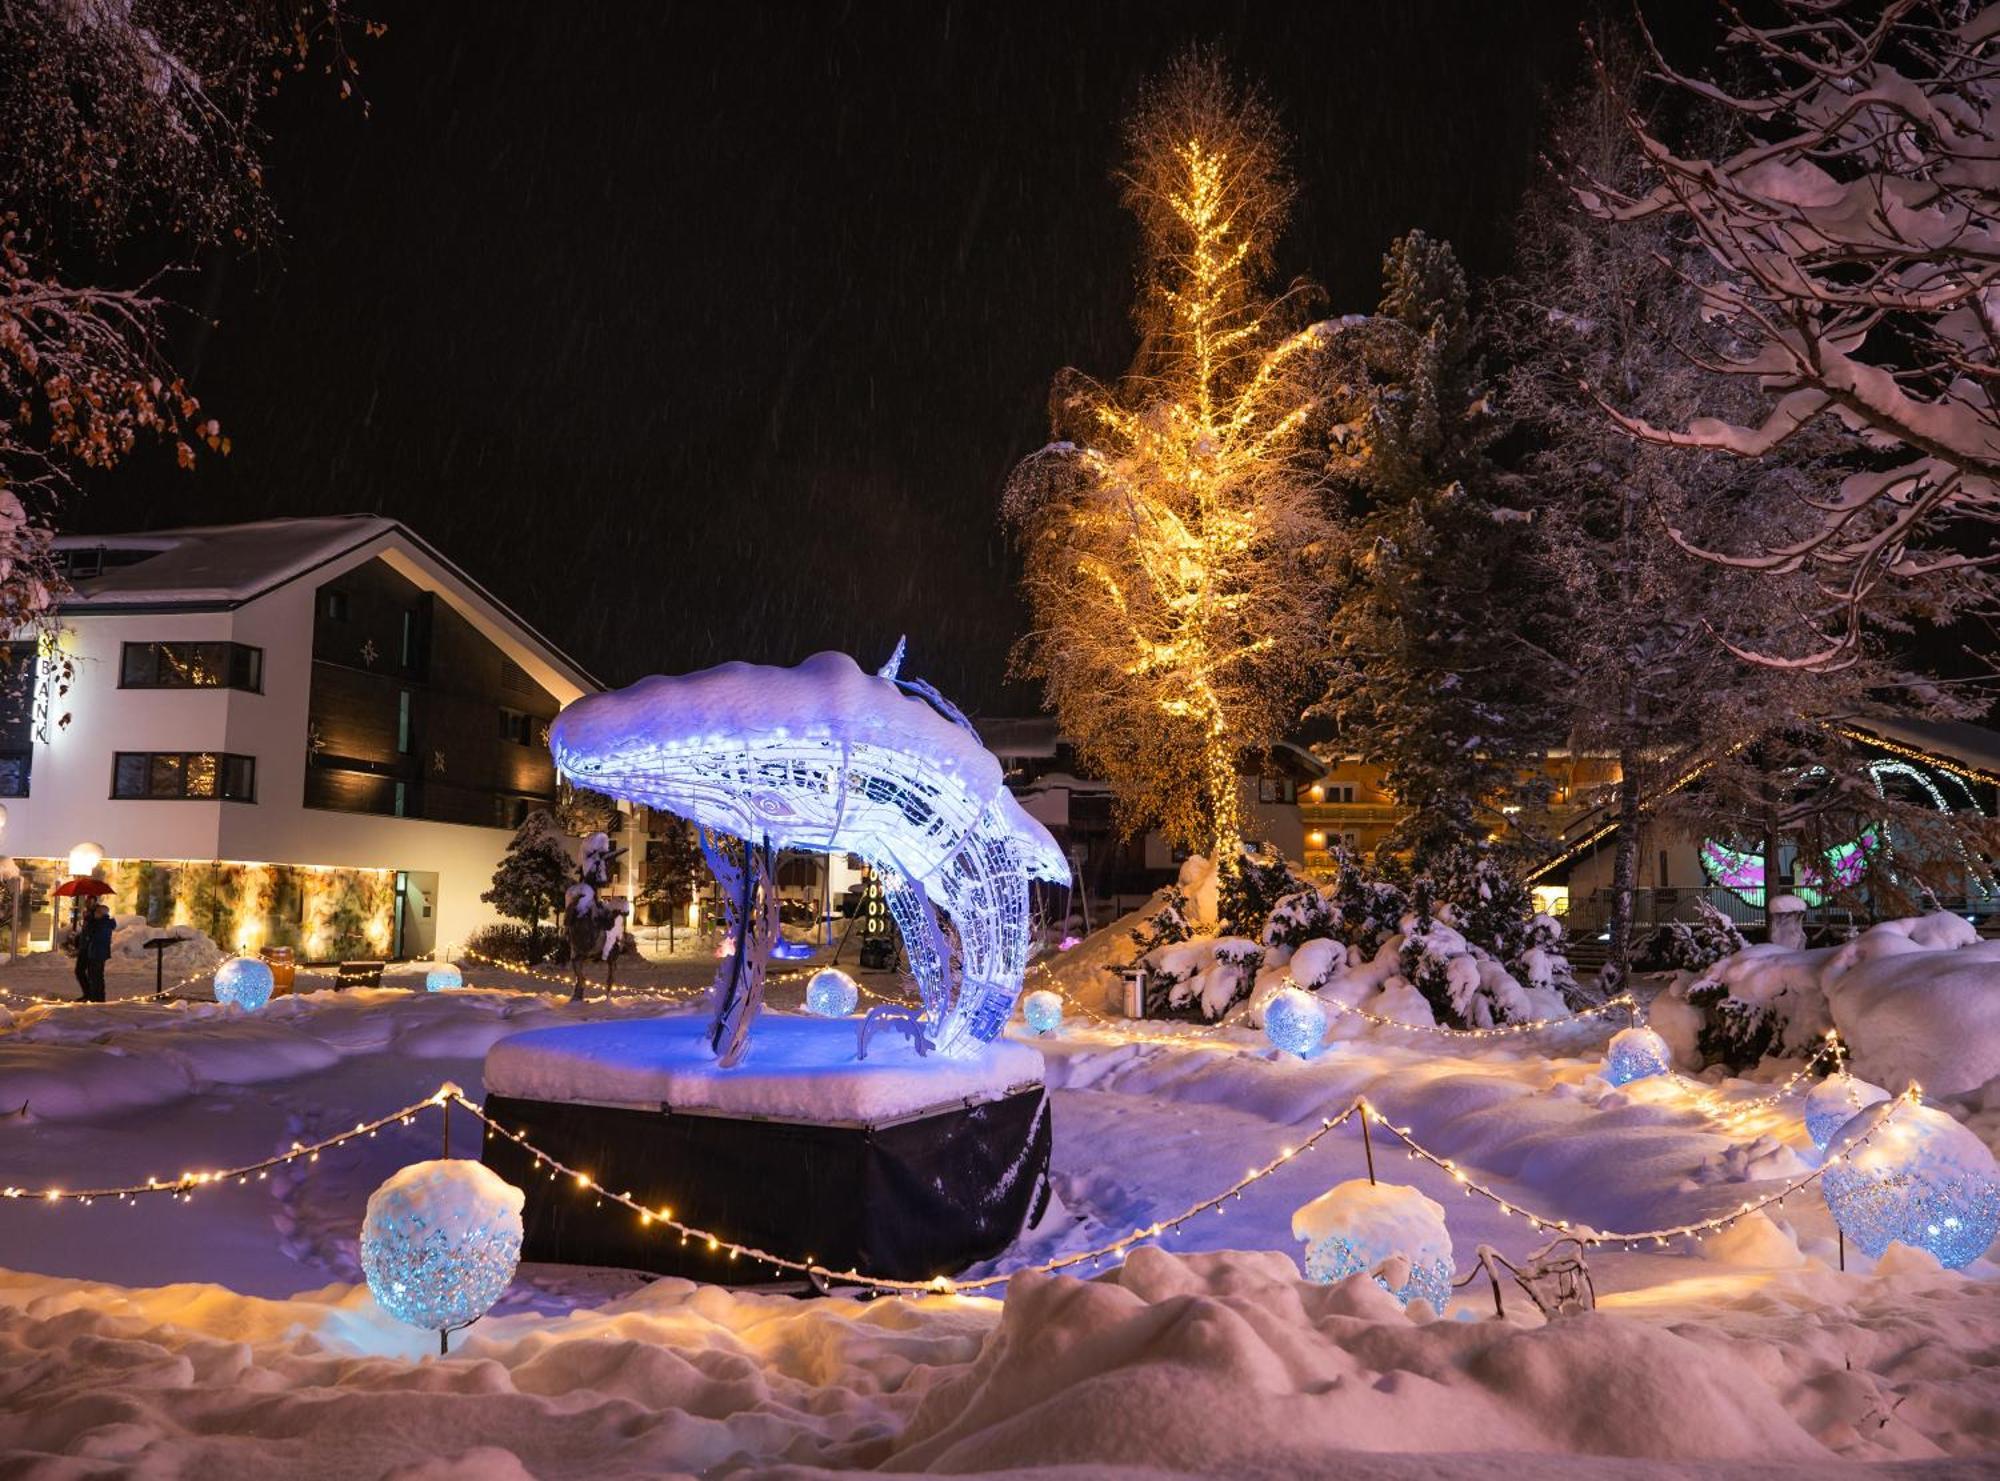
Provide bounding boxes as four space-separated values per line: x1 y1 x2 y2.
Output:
4 1245 1995 1474
484 1012 1044 1123
110 915 222 973
1685 913 2000 1094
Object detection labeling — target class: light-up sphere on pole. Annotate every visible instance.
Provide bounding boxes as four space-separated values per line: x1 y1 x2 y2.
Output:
213 956 274 1011
361 1159 524 1335
1820 1100 2000 1270
424 963 464 993
1022 988 1063 1035
1804 1074 1889 1150
1264 987 1327 1057
804 968 860 1018
1292 1179 1453 1310
1603 1026 1671 1086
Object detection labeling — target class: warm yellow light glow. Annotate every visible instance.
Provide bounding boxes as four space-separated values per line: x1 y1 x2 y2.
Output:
1007 59 1328 859
66 842 103 879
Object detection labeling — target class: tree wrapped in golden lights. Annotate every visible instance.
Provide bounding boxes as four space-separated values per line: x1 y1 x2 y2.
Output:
1005 54 1330 858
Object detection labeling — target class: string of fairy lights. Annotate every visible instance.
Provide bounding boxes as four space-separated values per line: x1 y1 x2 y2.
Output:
4 1071 1917 1295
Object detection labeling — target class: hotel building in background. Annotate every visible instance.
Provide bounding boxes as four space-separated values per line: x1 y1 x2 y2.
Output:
0 517 602 959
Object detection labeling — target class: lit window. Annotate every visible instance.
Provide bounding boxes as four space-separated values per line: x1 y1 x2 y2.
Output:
119 642 262 692
112 752 256 801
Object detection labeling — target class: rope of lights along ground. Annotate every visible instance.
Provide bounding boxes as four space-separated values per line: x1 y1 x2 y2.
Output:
7 1077 1919 1298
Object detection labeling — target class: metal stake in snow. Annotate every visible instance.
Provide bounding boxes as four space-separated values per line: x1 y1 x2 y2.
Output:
1359 1101 1377 1185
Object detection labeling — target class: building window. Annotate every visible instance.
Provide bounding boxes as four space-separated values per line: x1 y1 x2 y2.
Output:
0 751 28 798
1257 776 1296 805
119 641 262 692
324 590 350 622
393 780 407 818
397 690 413 754
111 751 256 801
400 609 415 668
498 707 534 746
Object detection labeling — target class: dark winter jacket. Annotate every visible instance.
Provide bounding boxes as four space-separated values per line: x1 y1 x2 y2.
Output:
82 913 115 963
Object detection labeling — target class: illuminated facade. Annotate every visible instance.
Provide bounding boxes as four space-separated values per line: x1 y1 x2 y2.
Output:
1 518 599 958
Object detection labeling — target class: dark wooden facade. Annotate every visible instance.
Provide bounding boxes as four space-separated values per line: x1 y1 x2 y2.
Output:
305 558 560 826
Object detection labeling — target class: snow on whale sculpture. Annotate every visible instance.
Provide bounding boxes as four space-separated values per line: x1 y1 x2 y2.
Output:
549 645 1070 1064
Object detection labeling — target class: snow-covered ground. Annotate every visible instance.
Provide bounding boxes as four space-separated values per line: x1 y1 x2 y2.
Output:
1 945 1996 1475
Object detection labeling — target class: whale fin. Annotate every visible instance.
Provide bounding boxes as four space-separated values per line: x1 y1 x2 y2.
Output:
876 635 907 680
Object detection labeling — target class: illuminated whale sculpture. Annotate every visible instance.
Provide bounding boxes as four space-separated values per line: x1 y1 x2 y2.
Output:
549 647 1070 1063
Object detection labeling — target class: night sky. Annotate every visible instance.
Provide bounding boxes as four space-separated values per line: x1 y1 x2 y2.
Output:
79 2 1707 710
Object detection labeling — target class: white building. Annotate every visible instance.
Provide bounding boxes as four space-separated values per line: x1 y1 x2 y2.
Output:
1 517 600 959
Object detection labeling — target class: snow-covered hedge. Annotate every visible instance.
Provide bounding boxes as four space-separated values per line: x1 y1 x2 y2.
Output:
1114 845 1577 1029
1655 912 2000 1094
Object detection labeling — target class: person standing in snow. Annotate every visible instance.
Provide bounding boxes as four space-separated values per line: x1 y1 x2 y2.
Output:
80 899 113 1002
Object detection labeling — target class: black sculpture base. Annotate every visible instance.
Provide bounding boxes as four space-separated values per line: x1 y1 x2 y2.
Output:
480 1085 1051 1285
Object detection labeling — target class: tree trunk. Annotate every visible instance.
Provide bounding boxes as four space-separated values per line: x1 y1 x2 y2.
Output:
1760 778 1781 943
1601 747 1644 994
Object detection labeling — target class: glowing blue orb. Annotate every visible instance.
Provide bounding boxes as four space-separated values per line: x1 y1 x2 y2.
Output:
804 968 859 1018
1821 1101 2000 1270
425 963 464 993
1603 1026 1671 1086
1264 987 1327 1057
361 1159 524 1333
1294 1180 1453 1309
213 956 274 1011
1022 988 1063 1035
1804 1074 1889 1150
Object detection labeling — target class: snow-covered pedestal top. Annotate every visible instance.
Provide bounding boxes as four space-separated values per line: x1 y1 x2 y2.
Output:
484 1012 1044 1125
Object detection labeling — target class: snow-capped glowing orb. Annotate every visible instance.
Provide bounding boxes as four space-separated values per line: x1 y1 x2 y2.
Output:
1022 988 1063 1035
1821 1101 2000 1270
1603 1026 1671 1086
1264 987 1327 1058
213 956 274 1011
360 1159 524 1332
804 968 859 1018
425 963 464 993
1804 1074 1889 1150
1293 1179 1453 1310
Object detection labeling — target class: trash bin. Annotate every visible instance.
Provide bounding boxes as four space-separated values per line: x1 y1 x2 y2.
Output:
260 945 296 997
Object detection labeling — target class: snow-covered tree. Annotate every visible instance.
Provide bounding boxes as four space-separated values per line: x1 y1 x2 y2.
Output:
482 810 573 940
1005 52 1333 858
1315 232 1559 866
0 2 372 634
1581 1 2000 665
1515 42 1998 967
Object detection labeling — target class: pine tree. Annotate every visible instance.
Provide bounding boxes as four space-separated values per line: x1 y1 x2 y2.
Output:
1005 51 1333 858
482 810 573 943
1315 232 1557 867
636 816 705 949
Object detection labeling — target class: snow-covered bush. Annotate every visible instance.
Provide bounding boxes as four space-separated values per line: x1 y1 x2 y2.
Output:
1217 846 1314 938
1666 912 2000 1092
1127 884 1193 958
1324 846 1408 958
1643 900 1747 974
1141 935 1264 1022
1262 886 1336 954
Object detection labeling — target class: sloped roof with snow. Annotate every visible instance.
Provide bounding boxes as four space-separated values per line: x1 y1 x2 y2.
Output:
51 515 599 691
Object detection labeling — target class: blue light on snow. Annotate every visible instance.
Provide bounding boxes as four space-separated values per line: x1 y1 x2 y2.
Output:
1821 1102 2000 1270
213 956 274 1011
1022 989 1063 1035
1603 1026 1671 1086
425 964 464 992
361 1161 524 1333
1303 1233 1454 1310
804 968 859 1018
1264 987 1327 1057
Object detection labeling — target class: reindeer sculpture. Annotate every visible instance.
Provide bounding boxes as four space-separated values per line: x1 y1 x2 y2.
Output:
564 831 630 1002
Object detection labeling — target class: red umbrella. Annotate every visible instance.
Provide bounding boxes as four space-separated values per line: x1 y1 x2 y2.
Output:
52 877 114 898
